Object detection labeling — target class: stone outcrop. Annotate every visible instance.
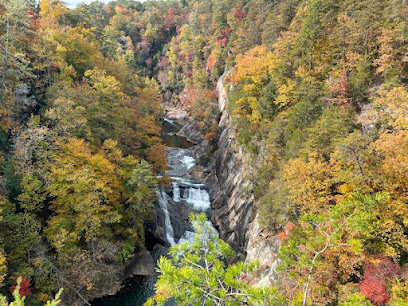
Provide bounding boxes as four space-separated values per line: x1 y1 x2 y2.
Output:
164 106 189 125
129 249 156 276
205 70 255 252
208 125 254 251
245 213 280 287
208 70 279 286
177 121 205 144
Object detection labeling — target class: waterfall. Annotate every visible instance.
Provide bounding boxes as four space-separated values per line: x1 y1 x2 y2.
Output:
178 231 195 244
158 127 212 245
166 148 195 177
97 117 214 305
172 182 180 202
156 189 176 246
183 188 211 211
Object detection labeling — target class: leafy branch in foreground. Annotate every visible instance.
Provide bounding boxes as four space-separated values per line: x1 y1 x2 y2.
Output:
278 192 408 305
146 213 283 306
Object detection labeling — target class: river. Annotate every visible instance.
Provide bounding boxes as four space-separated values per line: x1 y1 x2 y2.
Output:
92 117 212 306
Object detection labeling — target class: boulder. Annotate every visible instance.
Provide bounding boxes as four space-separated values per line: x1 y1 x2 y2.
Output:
130 249 155 276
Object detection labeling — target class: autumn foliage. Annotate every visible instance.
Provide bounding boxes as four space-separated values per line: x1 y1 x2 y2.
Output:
0 0 168 303
278 221 295 241
234 7 245 22
2 0 408 304
358 257 405 305
10 277 32 297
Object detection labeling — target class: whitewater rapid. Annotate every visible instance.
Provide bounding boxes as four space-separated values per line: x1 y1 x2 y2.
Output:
157 123 212 246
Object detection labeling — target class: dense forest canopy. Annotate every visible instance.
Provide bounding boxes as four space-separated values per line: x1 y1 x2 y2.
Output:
0 0 172 303
1 0 408 305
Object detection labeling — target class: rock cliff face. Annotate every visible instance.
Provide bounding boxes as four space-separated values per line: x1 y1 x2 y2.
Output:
161 70 280 286
205 70 255 252
245 213 279 287
208 70 279 286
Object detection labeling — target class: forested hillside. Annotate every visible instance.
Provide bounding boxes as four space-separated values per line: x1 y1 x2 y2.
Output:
1 0 408 305
0 0 183 303
154 0 408 304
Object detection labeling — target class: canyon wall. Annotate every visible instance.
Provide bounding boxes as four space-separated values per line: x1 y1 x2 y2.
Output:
208 70 279 286
205 71 254 252
165 70 280 286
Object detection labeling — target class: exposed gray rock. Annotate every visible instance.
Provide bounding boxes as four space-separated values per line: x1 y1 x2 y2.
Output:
177 121 205 144
152 203 171 247
167 197 194 241
152 188 194 246
164 106 189 125
216 69 229 112
130 249 155 276
161 69 280 288
191 139 210 163
205 69 280 287
205 70 255 253
246 213 279 287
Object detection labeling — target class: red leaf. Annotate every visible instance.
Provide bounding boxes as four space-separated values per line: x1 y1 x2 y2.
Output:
10 276 32 297
234 7 245 22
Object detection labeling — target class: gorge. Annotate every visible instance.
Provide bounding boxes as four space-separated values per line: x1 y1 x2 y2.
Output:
1 0 408 305
96 68 278 304
94 111 216 305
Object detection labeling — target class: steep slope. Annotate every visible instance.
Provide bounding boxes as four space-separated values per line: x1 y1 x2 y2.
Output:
208 71 255 252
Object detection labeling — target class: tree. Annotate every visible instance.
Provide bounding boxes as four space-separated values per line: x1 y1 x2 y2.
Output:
45 138 122 255
121 157 157 243
358 256 405 305
283 154 336 214
10 276 32 297
147 214 282 306
279 193 390 305
100 26 124 58
44 97 88 138
229 46 278 124
1 277 62 306
374 87 408 130
0 0 36 130
300 106 355 160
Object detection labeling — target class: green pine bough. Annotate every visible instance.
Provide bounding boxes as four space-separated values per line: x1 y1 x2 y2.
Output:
146 213 284 306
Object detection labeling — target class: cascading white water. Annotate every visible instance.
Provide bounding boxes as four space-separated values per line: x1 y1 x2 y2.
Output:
156 190 176 246
169 177 211 211
178 231 195 244
172 182 180 202
184 188 211 211
166 148 195 177
159 125 213 246
170 176 206 188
